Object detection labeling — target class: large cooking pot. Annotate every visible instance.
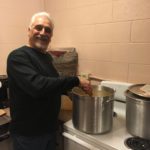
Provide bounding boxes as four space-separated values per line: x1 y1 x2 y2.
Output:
69 85 115 134
125 84 150 139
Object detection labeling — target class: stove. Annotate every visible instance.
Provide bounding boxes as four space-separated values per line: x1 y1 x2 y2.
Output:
63 81 135 150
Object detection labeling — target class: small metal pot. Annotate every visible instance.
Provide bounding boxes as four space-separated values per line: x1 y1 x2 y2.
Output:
69 85 115 134
125 84 150 139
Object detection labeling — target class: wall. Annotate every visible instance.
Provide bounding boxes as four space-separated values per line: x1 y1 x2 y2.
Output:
0 0 45 74
45 0 150 83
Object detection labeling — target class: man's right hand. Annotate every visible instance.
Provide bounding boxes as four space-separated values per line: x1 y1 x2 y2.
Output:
78 77 92 95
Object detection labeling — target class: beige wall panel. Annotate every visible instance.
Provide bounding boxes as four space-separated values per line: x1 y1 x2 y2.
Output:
0 26 27 44
66 8 83 27
128 64 150 83
79 60 128 81
67 0 97 8
75 2 112 25
101 62 128 81
78 60 105 77
0 0 44 9
95 22 131 42
45 0 67 11
131 19 150 42
50 27 74 47
94 2 112 23
111 43 150 64
50 11 71 28
76 44 112 61
46 0 150 83
70 25 95 44
113 0 150 21
0 0 45 74
97 0 113 3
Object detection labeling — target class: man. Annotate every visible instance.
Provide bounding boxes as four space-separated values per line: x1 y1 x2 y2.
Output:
7 12 91 150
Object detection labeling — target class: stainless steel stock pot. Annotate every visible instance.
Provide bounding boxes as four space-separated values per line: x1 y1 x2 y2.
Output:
69 85 115 134
125 84 150 139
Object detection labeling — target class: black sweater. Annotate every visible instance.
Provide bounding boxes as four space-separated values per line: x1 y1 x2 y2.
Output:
7 46 79 136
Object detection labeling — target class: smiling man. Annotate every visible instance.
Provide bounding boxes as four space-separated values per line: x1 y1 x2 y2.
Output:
7 12 91 150
28 13 53 52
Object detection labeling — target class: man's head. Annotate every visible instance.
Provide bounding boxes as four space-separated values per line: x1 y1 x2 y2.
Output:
28 12 54 53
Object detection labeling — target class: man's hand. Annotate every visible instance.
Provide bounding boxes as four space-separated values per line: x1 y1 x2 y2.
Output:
78 77 92 95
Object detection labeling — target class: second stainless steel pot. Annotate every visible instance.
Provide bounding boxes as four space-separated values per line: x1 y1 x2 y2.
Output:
70 85 115 134
125 84 150 139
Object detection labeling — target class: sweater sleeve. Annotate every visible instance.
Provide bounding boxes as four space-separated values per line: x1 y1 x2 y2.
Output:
7 51 80 99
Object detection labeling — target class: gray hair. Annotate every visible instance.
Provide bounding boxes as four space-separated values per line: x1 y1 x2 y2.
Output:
29 12 54 29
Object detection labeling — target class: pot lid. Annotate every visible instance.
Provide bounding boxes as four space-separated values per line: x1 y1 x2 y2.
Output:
128 84 150 98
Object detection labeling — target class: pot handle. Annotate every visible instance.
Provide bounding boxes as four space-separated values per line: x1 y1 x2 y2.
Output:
105 98 114 103
102 98 114 112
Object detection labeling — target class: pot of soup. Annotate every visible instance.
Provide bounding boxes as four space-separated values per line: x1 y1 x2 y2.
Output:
69 85 115 134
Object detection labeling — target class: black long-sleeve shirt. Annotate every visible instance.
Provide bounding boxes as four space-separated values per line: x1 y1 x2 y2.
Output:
7 45 79 136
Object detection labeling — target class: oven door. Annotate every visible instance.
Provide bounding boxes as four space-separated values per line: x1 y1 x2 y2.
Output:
63 132 103 150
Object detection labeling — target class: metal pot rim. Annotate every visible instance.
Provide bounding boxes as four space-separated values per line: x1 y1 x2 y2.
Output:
71 85 115 98
125 90 150 103
128 84 150 99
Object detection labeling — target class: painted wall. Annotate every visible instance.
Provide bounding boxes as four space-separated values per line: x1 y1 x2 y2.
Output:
0 0 150 84
0 0 45 74
45 0 150 83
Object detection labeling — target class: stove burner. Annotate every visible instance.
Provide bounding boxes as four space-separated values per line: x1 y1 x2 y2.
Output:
125 137 150 150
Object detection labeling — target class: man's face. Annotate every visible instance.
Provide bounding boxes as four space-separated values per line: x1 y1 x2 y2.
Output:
28 16 53 52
